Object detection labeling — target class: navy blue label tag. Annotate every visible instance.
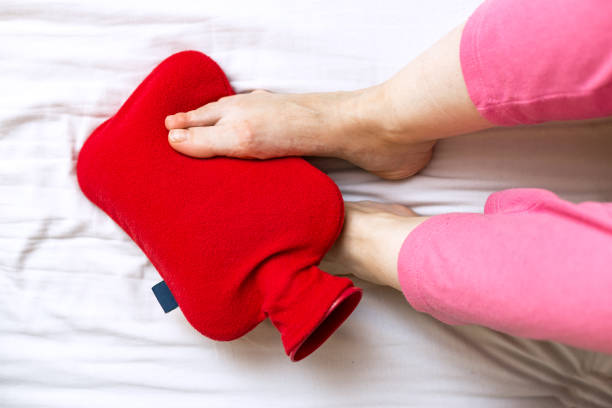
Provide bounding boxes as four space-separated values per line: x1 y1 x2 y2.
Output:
152 281 178 313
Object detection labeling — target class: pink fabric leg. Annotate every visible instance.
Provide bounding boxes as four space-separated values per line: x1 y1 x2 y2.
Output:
397 189 612 353
460 0 612 125
398 0 612 353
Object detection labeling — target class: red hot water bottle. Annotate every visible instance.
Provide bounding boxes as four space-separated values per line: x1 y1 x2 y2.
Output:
76 51 362 361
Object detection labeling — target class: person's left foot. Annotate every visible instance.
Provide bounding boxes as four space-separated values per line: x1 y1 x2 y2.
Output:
320 201 429 290
165 87 436 180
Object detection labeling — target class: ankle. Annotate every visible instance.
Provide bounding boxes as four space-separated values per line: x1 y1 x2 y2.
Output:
360 212 428 290
351 84 413 144
291 90 367 158
323 202 429 290
325 86 401 162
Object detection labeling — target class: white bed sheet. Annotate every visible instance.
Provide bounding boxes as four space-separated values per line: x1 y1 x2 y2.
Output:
2 1 612 407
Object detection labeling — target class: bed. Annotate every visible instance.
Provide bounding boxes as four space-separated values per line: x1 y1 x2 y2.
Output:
2 1 612 407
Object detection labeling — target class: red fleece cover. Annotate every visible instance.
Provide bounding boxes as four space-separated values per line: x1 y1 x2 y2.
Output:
76 50 362 361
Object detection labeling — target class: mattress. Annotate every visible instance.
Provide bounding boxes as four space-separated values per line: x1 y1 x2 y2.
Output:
2 1 612 407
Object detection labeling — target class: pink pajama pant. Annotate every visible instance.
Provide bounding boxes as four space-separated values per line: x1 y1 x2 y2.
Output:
397 0 612 353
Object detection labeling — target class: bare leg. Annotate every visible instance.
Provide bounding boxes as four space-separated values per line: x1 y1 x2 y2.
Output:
320 202 429 290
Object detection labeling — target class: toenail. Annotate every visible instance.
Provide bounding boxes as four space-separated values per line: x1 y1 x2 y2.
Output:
169 129 188 143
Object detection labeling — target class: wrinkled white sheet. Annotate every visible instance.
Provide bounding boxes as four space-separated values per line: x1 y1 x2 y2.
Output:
2 1 612 407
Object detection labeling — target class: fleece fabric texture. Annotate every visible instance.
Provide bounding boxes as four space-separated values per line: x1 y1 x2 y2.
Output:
76 50 362 361
460 0 612 126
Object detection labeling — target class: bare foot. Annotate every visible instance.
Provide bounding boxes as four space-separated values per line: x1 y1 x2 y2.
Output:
165 87 435 180
320 201 429 290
